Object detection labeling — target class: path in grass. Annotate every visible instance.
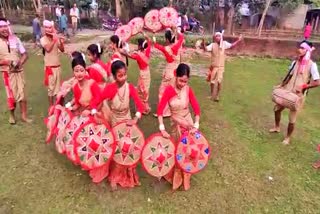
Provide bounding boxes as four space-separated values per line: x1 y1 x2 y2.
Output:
0 53 320 213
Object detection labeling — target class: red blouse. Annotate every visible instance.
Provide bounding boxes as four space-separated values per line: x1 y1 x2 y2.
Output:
131 39 151 70
157 85 200 116
154 33 184 63
94 82 145 113
73 80 101 109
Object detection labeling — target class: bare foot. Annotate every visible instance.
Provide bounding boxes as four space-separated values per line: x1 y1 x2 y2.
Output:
269 127 280 133
312 160 320 169
214 96 220 102
21 117 33 123
110 182 117 192
9 116 16 125
282 137 290 145
153 113 158 118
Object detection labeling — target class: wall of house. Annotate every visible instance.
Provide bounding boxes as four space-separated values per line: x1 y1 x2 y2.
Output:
279 4 309 29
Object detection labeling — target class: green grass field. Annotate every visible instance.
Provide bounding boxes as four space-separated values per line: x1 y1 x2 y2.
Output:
0 53 320 214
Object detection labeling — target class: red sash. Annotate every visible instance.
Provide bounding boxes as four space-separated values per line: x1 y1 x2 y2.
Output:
2 71 15 110
44 65 60 86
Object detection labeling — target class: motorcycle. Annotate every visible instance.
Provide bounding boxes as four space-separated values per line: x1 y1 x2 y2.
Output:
185 21 204 35
101 12 122 31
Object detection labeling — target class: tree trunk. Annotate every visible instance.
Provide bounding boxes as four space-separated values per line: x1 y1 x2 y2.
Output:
257 0 272 37
22 0 25 9
37 0 42 13
115 0 121 18
226 5 234 35
32 0 38 12
0 0 5 17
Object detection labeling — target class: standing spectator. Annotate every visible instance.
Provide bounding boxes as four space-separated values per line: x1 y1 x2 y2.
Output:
55 4 61 32
70 3 79 35
32 14 41 47
0 18 31 124
304 22 312 40
59 9 69 38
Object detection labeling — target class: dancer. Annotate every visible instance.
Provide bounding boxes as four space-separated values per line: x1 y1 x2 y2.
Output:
0 18 31 124
106 35 125 74
269 40 320 145
65 56 101 114
153 27 184 117
40 20 65 106
91 60 144 190
121 32 152 114
157 63 200 191
86 43 113 88
203 30 242 101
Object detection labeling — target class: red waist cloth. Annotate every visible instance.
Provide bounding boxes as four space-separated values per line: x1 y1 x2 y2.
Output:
44 65 60 86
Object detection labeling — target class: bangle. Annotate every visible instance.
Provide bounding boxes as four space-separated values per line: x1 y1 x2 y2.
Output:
65 102 72 108
91 109 97 115
159 124 165 131
135 112 142 119
193 122 199 129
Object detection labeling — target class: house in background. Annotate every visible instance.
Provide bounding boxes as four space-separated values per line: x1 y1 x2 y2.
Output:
237 0 315 30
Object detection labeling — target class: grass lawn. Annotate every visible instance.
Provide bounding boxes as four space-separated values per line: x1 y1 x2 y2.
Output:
0 52 320 214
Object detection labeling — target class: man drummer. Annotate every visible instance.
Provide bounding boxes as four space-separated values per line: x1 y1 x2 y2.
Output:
202 30 242 101
40 20 65 106
269 40 320 145
0 18 31 124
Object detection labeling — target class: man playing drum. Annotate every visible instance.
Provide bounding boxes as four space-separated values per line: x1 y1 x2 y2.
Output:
270 41 320 145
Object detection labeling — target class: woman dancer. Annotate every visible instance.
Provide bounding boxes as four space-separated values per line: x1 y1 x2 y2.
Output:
121 32 152 114
153 28 184 117
106 35 125 74
86 43 113 88
157 63 200 191
91 60 144 190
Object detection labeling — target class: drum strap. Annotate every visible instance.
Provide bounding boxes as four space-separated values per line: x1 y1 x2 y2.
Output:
282 61 296 85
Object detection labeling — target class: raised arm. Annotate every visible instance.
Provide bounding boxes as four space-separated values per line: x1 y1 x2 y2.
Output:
229 35 242 49
41 37 57 53
171 33 185 54
57 39 65 52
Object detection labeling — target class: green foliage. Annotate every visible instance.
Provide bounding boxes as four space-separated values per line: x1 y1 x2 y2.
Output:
311 0 320 7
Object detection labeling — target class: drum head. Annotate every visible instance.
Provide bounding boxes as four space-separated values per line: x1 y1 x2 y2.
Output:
112 122 145 166
176 131 210 174
141 133 175 177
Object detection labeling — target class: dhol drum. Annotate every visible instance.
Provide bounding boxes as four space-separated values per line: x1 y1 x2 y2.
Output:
272 88 302 111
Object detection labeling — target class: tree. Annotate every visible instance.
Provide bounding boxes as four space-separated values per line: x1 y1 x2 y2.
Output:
255 0 303 36
257 0 271 36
